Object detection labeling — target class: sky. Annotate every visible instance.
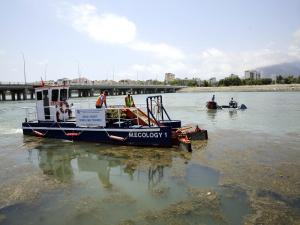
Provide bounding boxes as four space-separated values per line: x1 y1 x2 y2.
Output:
0 0 300 82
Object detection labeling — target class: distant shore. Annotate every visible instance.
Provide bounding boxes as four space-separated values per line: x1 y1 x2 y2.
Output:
177 84 300 92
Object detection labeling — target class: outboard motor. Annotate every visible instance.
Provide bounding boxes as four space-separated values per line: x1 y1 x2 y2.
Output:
240 104 247 110
206 101 218 110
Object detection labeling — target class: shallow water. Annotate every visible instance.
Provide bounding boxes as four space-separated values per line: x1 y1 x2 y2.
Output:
0 92 299 225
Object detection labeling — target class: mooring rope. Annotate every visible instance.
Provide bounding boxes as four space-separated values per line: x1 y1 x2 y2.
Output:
25 122 54 137
56 122 83 137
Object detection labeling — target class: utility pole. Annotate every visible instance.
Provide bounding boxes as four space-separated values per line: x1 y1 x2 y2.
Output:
21 52 27 84
21 52 28 100
112 66 115 81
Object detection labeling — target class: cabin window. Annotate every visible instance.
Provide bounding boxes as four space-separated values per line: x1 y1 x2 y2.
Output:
36 91 42 100
43 90 48 98
52 89 59 101
60 89 68 101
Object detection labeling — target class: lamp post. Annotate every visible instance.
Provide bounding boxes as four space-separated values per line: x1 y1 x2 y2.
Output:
21 52 27 100
21 52 27 84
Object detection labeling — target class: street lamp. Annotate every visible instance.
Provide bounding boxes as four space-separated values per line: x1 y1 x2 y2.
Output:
21 52 27 84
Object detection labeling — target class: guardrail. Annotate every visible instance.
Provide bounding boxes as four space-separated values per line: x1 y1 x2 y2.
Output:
0 82 185 88
0 82 33 85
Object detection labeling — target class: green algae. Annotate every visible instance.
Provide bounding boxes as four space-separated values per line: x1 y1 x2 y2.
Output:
132 188 226 225
102 187 137 205
150 186 170 198
191 129 300 225
244 196 300 225
1 128 299 225
0 164 69 209
118 219 136 225
0 214 6 223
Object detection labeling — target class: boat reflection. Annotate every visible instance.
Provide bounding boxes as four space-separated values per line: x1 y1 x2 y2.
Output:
206 109 217 121
77 153 117 188
24 138 185 191
228 109 238 119
148 165 164 189
38 149 75 182
206 108 240 121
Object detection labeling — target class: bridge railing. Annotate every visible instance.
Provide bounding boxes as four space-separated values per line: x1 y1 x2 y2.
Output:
0 82 33 85
0 81 185 88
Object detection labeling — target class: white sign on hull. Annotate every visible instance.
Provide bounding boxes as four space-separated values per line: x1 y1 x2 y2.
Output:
76 109 106 127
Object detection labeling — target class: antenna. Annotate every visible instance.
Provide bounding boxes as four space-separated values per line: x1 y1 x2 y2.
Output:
21 52 27 84
77 62 80 79
112 66 115 81
44 63 48 81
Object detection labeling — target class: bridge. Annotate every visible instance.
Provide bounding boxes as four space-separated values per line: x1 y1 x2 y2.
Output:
0 82 185 101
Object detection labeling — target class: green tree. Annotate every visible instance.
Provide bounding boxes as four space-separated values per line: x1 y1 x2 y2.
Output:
261 78 272 85
203 80 209 87
276 75 284 84
187 80 198 87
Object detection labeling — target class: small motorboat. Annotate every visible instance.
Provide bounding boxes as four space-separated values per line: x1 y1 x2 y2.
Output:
221 103 247 110
206 96 247 110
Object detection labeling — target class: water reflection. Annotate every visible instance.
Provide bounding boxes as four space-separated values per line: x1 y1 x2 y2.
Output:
148 165 164 189
206 108 240 122
228 109 238 119
206 109 218 121
2 137 252 225
77 153 113 188
39 149 75 182
24 139 178 191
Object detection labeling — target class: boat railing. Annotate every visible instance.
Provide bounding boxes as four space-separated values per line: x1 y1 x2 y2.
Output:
69 103 152 127
22 107 36 122
105 105 144 127
22 105 61 122
24 100 154 126
23 96 158 127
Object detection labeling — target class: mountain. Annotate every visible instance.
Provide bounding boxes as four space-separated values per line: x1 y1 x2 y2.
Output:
256 61 300 78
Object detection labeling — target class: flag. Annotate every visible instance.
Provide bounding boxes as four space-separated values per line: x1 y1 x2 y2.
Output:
40 77 45 87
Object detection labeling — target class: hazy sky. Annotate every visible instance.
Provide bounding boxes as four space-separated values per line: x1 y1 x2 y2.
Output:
0 0 300 82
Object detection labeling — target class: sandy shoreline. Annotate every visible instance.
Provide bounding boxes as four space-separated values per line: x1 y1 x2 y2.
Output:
177 84 300 92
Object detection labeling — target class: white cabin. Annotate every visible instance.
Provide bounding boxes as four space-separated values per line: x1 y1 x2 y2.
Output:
35 86 70 122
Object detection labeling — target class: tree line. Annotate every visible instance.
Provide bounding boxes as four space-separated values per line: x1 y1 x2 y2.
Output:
167 75 300 87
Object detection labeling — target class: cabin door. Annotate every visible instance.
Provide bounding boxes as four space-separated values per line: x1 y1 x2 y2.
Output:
36 90 45 121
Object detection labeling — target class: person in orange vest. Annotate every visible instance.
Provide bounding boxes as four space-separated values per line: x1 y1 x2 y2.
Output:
125 92 135 107
96 90 108 108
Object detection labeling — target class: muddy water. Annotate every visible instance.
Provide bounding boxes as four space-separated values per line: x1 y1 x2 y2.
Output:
0 92 299 225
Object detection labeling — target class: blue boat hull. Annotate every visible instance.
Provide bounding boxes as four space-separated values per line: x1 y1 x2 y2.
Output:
22 122 173 147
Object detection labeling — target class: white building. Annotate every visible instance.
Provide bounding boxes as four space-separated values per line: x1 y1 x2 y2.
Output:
245 70 261 80
71 77 91 84
57 78 71 85
165 73 176 83
209 77 217 85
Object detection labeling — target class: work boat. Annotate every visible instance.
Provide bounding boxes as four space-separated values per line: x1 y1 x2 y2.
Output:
22 85 208 151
